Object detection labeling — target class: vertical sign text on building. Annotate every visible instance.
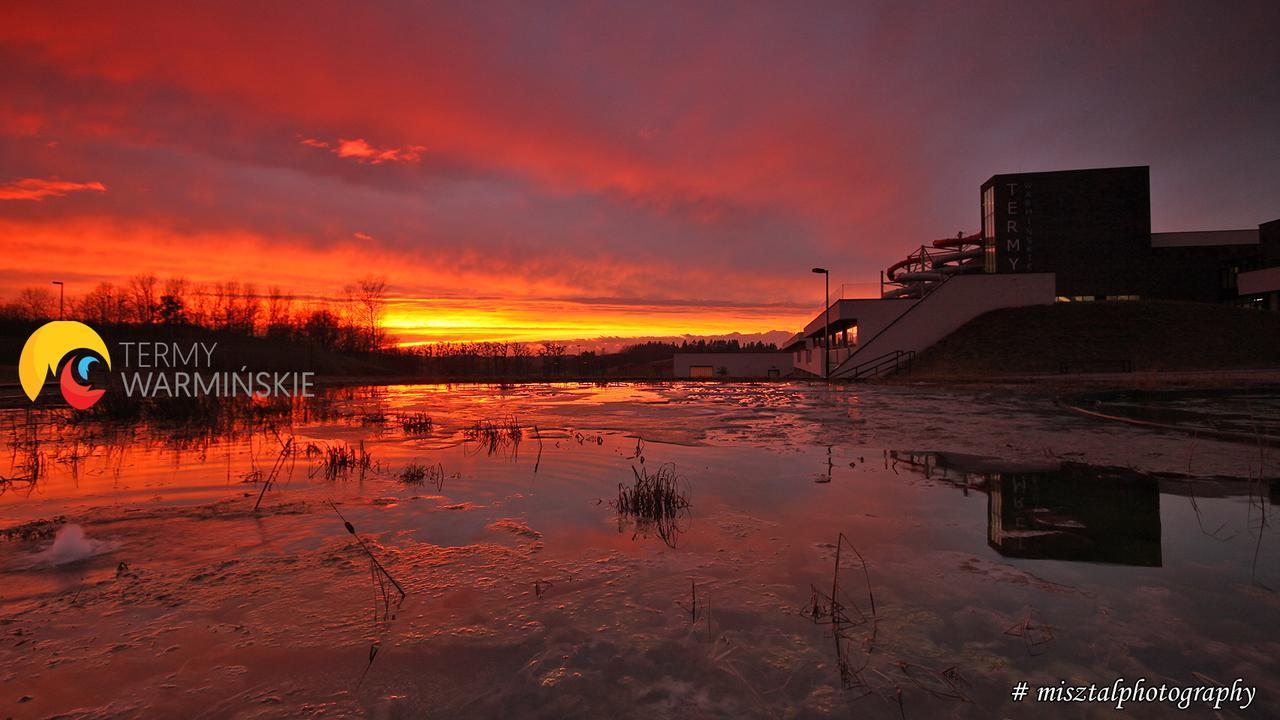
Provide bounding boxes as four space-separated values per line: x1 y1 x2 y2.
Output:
996 182 1034 272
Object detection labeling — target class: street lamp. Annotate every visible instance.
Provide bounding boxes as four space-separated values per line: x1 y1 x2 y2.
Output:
51 281 64 320
811 268 829 379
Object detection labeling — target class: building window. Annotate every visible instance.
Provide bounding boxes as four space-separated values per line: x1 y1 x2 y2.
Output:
982 186 996 273
1222 265 1239 290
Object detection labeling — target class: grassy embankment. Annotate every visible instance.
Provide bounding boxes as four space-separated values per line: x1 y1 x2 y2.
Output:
909 301 1280 378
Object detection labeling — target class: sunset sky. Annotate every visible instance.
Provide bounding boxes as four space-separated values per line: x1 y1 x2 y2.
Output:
2 1 1278 346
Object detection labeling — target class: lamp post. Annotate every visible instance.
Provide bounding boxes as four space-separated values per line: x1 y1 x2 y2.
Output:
51 281 64 320
811 268 829 379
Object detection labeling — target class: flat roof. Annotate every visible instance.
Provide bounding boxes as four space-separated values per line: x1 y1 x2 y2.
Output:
1151 229 1259 248
981 165 1149 187
1239 266 1280 295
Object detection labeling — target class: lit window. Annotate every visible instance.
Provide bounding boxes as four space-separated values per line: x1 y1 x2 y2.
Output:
982 186 996 273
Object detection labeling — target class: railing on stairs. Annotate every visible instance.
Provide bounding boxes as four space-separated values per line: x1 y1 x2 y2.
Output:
835 349 915 381
826 273 956 379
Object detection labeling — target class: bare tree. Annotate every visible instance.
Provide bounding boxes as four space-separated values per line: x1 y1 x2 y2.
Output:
303 308 342 347
158 276 190 325
185 281 212 327
539 341 566 376
264 285 295 337
208 281 231 329
78 282 125 324
344 275 389 350
237 282 261 334
511 343 532 376
127 274 159 324
12 287 56 321
493 341 509 375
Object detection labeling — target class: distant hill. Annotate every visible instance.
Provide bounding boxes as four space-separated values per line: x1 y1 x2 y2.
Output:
910 301 1280 376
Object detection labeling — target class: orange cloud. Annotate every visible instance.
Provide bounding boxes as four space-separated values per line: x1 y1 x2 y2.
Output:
0 177 106 201
301 136 426 164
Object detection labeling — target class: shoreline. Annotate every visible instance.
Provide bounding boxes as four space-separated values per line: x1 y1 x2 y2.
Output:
318 367 1280 396
882 367 1280 394
4 366 1280 394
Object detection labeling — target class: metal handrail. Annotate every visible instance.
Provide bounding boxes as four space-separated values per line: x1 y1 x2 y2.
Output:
826 273 956 378
839 349 915 380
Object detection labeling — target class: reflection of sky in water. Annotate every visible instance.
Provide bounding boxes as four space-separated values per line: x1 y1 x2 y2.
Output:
0 383 1276 718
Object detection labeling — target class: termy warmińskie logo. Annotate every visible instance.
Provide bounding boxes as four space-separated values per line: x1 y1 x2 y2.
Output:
18 321 112 410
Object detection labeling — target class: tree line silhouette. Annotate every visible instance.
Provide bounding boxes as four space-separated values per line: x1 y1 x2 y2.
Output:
1 276 777 378
2 274 391 352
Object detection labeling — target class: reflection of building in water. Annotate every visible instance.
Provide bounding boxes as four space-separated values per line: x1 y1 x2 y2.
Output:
888 451 1163 567
987 467 1162 567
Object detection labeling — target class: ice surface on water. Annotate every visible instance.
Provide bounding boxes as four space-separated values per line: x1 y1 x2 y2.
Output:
0 382 1275 719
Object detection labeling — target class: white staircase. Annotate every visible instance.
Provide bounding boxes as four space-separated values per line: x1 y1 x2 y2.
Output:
829 273 1056 379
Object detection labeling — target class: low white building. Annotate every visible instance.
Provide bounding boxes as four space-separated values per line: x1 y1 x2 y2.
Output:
787 273 1057 379
672 352 794 379
1238 266 1280 311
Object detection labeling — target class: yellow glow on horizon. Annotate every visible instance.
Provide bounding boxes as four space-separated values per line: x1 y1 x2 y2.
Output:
382 311 503 330
382 300 802 347
4 218 811 350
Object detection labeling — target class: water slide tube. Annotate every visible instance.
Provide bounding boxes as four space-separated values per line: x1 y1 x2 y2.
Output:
882 232 983 298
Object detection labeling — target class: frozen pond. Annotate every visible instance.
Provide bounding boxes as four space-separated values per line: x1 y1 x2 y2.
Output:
1 382 1276 718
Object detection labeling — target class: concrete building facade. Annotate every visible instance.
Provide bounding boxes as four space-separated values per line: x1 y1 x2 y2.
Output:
788 166 1279 379
787 274 1055 378
979 166 1272 304
1237 219 1280 310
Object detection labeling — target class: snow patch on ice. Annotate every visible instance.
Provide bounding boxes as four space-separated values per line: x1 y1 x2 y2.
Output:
28 525 120 567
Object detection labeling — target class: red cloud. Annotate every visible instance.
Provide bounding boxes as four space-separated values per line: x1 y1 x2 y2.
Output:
302 136 426 164
0 177 106 201
1 2 1276 345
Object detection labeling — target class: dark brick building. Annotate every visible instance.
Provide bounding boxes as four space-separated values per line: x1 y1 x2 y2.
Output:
979 166 1276 305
